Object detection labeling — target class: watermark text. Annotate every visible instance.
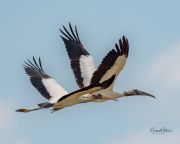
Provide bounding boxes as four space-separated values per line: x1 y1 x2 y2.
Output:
150 126 172 134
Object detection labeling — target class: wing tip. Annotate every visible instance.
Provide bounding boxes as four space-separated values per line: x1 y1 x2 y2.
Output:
59 23 80 42
117 36 129 57
24 56 43 70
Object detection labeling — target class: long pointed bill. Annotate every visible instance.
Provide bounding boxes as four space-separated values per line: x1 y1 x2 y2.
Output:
137 90 155 98
125 89 155 98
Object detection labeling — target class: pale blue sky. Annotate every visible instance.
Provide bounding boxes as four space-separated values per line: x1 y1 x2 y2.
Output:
0 0 180 144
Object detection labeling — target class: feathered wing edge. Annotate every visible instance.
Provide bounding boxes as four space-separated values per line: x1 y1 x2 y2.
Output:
16 56 68 113
60 23 96 88
90 36 129 87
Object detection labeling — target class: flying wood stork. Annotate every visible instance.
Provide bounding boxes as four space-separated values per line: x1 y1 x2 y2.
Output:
16 57 115 113
16 23 155 113
58 23 155 105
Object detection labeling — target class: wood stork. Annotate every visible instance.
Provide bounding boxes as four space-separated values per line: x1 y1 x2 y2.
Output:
16 57 115 113
16 23 155 113
57 23 155 106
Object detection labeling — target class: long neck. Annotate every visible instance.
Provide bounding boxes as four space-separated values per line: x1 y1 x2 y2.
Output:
113 91 125 98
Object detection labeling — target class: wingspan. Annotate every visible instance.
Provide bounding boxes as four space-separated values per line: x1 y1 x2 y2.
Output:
24 57 68 103
60 23 96 88
90 36 129 88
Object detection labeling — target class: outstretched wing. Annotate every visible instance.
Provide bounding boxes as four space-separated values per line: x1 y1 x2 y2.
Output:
24 57 68 103
60 23 96 88
90 36 129 89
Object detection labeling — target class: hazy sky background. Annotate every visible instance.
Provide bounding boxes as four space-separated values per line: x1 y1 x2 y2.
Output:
0 0 180 144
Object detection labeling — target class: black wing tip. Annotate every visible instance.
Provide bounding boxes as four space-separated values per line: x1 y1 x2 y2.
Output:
114 36 129 57
23 56 43 71
68 22 72 28
121 35 129 57
59 23 80 42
